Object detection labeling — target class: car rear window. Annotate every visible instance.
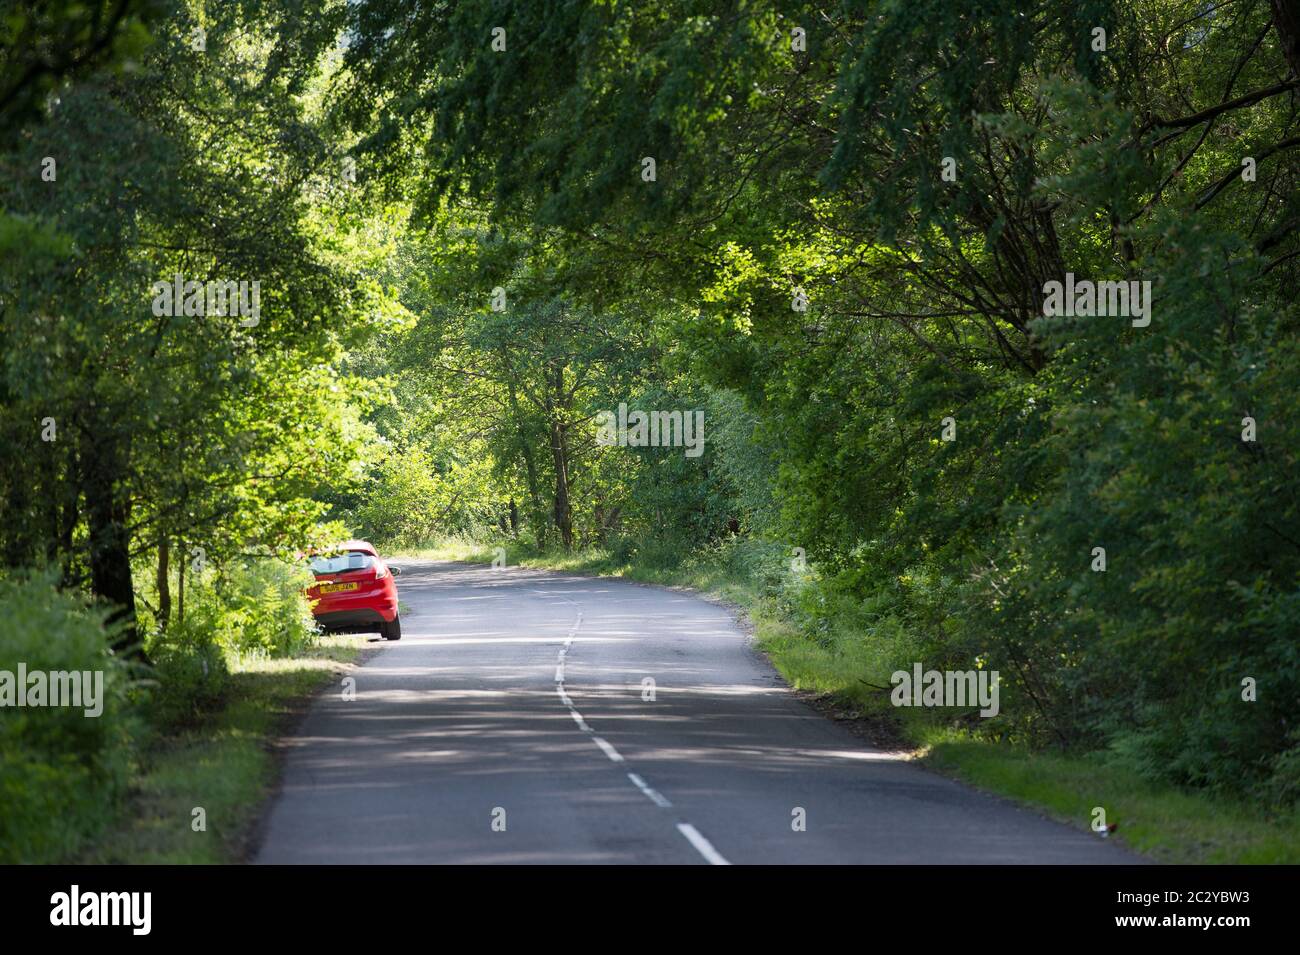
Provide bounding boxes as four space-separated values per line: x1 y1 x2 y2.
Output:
309 552 375 576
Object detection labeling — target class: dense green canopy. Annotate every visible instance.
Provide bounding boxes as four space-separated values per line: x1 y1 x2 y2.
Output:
3 0 1298 806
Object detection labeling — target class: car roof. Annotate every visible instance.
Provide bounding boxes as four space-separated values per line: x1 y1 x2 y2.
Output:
336 539 377 555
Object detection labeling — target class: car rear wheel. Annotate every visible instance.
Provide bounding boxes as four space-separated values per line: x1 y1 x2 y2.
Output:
381 616 402 641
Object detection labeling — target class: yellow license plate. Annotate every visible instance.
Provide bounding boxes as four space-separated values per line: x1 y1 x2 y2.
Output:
319 582 359 594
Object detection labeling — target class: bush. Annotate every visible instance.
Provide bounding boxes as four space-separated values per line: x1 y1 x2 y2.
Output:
137 557 314 725
167 558 319 660
141 625 230 728
0 572 135 863
351 444 499 547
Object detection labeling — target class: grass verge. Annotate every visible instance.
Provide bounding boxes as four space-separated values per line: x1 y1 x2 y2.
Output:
402 536 1300 864
81 634 367 863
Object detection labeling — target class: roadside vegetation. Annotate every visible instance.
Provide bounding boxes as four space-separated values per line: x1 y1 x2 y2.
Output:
3 0 1299 863
80 631 364 864
0 564 365 863
1 2 385 861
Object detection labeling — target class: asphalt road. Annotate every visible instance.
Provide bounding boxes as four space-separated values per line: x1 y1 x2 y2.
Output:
255 560 1138 864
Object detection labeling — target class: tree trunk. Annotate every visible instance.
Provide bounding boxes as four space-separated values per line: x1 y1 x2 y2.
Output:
549 413 574 549
522 444 547 548
177 538 185 627
80 428 139 656
1273 1 1300 77
545 368 574 550
5 437 36 569
502 361 547 548
156 537 171 633
57 489 78 587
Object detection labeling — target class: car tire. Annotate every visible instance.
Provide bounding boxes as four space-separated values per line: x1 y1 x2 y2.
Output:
382 616 402 641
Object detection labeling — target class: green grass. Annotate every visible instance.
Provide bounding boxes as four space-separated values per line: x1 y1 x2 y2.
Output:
923 734 1300 863
82 635 366 863
408 536 1300 864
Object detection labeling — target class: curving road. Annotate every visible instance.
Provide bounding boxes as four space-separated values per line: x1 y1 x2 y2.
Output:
255 561 1138 865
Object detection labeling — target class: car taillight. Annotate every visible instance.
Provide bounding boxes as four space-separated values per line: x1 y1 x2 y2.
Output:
374 564 388 579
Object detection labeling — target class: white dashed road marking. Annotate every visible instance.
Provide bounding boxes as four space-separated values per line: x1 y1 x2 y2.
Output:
627 772 673 808
676 823 731 866
544 590 731 865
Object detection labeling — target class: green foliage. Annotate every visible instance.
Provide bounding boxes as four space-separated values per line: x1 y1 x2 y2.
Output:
142 635 230 729
157 560 320 662
0 0 160 126
338 0 1300 802
350 443 498 545
4 0 1299 865
136 558 318 725
0 573 135 863
0 0 392 646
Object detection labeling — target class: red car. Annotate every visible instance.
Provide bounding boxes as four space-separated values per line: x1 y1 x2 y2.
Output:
306 540 403 640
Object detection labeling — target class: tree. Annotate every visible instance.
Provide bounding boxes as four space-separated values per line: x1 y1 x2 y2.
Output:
0 0 389 651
